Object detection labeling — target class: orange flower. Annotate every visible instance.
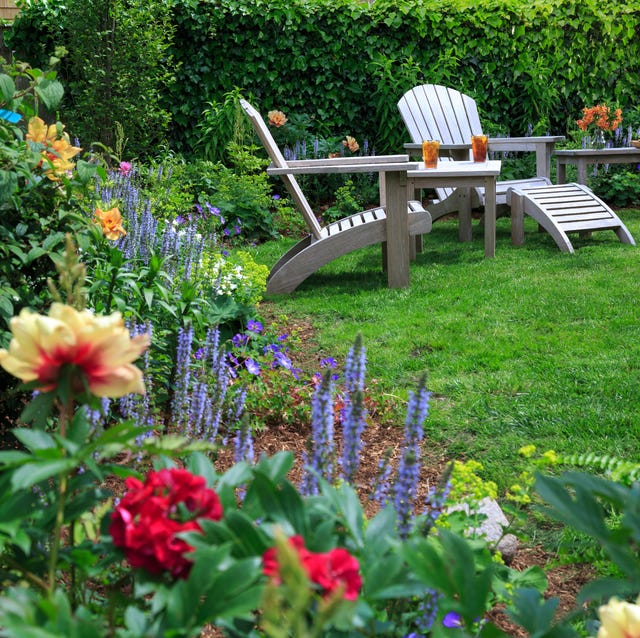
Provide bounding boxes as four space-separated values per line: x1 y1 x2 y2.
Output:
267 110 287 127
95 206 127 241
342 135 359 153
27 116 82 180
576 104 623 132
0 303 149 397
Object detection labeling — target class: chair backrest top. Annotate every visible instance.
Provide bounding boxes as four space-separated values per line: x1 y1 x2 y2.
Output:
239 99 323 240
398 84 484 147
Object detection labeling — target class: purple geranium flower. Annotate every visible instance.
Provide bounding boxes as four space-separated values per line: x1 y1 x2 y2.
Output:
272 351 293 370
232 333 249 348
247 319 263 334
245 358 260 375
442 612 463 628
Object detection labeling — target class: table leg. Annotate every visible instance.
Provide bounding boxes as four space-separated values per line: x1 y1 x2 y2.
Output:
556 161 567 184
384 170 410 288
458 188 473 242
484 176 496 258
576 160 588 185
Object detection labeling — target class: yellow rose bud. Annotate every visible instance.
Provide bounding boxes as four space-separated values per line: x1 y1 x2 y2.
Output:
598 597 640 638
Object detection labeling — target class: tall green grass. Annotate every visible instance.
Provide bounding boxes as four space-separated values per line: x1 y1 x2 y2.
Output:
253 211 640 489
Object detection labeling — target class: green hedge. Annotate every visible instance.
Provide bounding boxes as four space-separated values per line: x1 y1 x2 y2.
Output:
167 0 640 153
9 0 640 155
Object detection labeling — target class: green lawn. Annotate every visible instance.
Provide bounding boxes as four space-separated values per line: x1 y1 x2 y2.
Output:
253 210 640 490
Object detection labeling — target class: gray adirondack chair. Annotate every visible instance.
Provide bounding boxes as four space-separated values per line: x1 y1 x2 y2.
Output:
397 84 564 221
398 85 634 252
240 99 432 294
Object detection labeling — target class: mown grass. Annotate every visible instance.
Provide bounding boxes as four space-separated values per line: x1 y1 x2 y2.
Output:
253 210 640 491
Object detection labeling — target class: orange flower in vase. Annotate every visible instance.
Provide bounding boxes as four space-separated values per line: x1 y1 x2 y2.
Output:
576 104 623 148
95 206 127 241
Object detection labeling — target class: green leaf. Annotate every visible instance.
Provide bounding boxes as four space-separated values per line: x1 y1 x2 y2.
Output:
219 510 269 557
35 78 64 110
364 506 397 556
13 428 56 451
0 73 15 103
0 169 18 203
75 159 98 183
535 473 610 540
11 458 77 490
184 451 218 486
18 391 56 428
143 287 154 308
25 246 47 263
506 588 561 638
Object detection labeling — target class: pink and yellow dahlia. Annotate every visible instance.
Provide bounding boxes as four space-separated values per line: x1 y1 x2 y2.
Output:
0 303 149 397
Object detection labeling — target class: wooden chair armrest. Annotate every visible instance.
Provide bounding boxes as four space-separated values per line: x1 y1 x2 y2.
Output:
268 155 417 175
488 136 566 179
487 136 565 151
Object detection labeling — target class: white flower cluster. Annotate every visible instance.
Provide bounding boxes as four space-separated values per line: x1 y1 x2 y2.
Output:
209 259 248 297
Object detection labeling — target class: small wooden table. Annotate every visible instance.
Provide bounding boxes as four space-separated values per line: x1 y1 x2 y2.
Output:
408 160 502 258
555 147 640 185
405 136 563 180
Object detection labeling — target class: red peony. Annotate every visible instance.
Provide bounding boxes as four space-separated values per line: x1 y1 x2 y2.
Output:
262 536 362 601
304 547 362 601
110 468 223 579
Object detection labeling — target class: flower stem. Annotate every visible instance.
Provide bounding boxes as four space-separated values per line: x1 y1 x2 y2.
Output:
47 396 74 596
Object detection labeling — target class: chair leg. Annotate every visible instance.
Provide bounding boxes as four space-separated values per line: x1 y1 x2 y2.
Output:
511 193 525 245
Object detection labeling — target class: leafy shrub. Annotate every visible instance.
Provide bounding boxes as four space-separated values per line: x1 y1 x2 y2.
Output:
0 59 105 426
589 168 640 208
9 0 175 160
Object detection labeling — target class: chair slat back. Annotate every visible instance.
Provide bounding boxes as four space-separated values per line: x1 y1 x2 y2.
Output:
398 84 484 149
240 99 323 240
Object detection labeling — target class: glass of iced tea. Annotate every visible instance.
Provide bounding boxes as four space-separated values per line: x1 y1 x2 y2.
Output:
471 135 488 162
422 140 440 169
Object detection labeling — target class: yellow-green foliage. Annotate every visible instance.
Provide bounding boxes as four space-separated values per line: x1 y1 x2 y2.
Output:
200 250 268 306
506 445 561 506
448 460 498 504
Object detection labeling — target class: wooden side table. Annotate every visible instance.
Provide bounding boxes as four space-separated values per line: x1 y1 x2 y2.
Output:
408 160 502 258
555 148 640 184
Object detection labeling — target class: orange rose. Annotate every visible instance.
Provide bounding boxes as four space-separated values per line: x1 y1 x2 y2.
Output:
95 207 127 241
267 110 287 127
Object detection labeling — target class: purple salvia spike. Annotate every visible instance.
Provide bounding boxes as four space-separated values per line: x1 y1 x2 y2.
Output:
393 376 430 538
340 334 368 483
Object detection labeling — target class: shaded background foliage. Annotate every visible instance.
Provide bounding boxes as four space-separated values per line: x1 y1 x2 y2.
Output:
6 0 640 159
